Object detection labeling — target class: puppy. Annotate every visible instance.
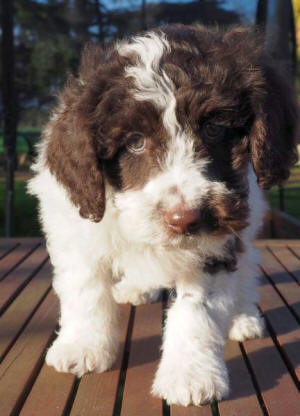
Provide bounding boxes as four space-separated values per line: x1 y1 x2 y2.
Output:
28 24 298 406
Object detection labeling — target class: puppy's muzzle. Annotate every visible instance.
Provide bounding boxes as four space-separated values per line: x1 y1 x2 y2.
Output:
164 204 218 235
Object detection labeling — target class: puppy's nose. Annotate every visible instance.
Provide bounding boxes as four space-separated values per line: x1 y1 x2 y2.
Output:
164 205 202 234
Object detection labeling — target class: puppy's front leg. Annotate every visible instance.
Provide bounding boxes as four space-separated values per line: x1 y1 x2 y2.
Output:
46 264 119 377
152 283 230 406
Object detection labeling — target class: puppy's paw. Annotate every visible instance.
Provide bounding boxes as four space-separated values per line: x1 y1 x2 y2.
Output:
229 313 264 342
112 281 160 306
152 363 229 406
46 338 117 377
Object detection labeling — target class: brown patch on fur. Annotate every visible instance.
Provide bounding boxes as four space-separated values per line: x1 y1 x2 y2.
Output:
157 24 297 232
203 237 244 274
162 24 297 186
46 46 132 221
45 24 298 224
202 190 249 236
250 64 299 189
103 102 169 191
45 44 169 221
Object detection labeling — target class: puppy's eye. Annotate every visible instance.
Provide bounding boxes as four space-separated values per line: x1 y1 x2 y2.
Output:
126 134 146 153
202 123 226 142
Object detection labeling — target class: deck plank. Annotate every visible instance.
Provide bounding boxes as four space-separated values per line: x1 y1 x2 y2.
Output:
0 243 48 314
0 240 40 282
258 273 300 382
0 240 19 260
289 245 300 263
255 239 300 247
269 245 300 285
261 247 300 320
218 341 263 416
0 291 58 416
0 239 299 415
19 365 75 416
171 404 212 415
121 303 163 416
69 305 132 416
0 261 52 360
286 246 300 284
242 330 300 416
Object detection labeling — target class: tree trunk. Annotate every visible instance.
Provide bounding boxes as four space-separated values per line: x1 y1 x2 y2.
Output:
74 0 90 48
93 0 104 42
265 0 295 76
1 0 17 237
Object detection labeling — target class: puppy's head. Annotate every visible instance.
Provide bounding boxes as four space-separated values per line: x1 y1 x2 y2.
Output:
46 25 298 244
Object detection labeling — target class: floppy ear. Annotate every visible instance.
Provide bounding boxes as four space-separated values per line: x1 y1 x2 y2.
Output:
46 77 105 222
250 63 298 189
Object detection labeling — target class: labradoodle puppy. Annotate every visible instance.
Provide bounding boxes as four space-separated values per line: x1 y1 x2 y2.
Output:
28 24 297 406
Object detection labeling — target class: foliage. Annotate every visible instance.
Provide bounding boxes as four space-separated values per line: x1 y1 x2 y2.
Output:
0 0 241 127
292 0 300 56
292 0 300 96
0 128 41 154
0 180 41 236
268 187 300 219
268 166 300 220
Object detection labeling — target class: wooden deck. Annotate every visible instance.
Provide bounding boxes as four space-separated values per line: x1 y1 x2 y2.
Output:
0 238 299 416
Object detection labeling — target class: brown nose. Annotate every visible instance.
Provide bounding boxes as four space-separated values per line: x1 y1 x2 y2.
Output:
164 205 202 234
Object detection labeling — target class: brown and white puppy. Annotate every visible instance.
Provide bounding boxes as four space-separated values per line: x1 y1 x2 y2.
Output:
29 24 298 406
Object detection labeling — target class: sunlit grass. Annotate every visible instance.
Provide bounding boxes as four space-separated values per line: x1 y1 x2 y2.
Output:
267 165 300 219
0 180 41 236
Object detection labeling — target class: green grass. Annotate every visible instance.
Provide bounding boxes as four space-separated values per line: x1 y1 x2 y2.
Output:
0 128 41 154
0 181 41 236
267 165 300 220
268 186 300 219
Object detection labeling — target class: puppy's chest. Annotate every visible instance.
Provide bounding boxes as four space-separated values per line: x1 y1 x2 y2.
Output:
109 241 237 289
110 246 177 287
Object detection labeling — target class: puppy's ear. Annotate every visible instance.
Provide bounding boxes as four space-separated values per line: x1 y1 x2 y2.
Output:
46 76 105 222
250 63 298 189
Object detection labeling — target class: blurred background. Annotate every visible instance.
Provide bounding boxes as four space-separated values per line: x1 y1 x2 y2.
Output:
0 0 299 237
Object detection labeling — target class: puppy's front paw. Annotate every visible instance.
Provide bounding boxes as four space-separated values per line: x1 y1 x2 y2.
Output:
46 337 117 377
152 362 229 406
229 313 264 342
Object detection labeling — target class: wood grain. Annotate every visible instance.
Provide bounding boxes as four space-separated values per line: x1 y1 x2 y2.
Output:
0 240 40 282
261 248 300 319
70 305 132 416
242 331 300 416
0 261 52 360
0 243 48 314
0 291 58 416
270 245 300 285
218 341 263 416
0 239 299 415
259 273 300 382
121 303 163 416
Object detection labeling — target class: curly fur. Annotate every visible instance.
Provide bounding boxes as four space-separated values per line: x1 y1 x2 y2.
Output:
28 24 298 406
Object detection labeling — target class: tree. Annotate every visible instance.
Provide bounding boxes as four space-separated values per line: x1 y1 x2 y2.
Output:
1 0 17 236
0 0 242 128
292 0 300 55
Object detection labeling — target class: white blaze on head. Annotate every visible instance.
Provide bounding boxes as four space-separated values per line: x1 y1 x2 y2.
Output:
115 30 229 238
117 31 180 138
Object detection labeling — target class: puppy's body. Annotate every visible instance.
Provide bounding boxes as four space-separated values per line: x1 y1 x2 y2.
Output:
29 24 297 405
